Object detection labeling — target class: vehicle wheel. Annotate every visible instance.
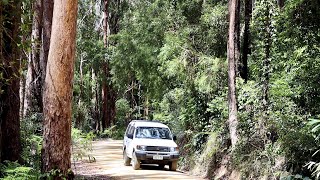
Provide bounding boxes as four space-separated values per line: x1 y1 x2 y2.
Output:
123 149 131 166
132 152 140 170
169 161 177 171
158 164 165 169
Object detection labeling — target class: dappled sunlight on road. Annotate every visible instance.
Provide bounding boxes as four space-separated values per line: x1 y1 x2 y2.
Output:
73 139 204 180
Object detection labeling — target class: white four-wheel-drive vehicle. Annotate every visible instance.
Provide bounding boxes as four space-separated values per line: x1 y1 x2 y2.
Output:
123 120 179 171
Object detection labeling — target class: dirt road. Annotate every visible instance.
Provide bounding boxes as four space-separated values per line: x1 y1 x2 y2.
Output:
73 139 204 180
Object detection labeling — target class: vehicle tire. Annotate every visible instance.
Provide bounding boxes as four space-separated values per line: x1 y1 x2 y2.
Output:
132 152 140 170
169 161 177 171
123 149 131 166
158 164 165 169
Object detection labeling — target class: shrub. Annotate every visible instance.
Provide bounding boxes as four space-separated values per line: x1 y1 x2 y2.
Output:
100 125 125 140
306 118 320 179
0 161 40 179
21 113 43 170
71 128 96 162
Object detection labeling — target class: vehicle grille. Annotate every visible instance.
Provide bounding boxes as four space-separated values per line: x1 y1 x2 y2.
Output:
146 146 169 152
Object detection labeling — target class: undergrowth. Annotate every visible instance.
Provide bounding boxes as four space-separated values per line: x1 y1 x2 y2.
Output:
99 125 125 140
71 128 96 163
0 161 40 179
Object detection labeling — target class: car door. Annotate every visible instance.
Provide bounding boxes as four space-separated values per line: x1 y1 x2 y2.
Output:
123 124 131 151
125 125 135 158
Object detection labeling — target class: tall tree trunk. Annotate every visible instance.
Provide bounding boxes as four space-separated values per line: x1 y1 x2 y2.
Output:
20 10 31 118
41 0 78 178
101 0 110 130
261 3 272 135
227 0 240 149
24 0 43 117
144 93 149 119
101 66 110 129
91 68 100 131
20 75 26 119
109 88 116 125
241 0 252 82
128 79 137 120
75 54 84 129
107 0 120 126
41 0 54 98
0 1 22 162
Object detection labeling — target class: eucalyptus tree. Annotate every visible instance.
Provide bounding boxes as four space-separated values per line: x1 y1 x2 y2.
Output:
101 0 111 130
41 0 78 177
227 0 240 149
24 0 43 117
23 0 53 127
41 0 54 91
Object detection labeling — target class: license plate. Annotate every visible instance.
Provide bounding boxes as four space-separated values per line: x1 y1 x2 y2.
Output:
153 155 163 160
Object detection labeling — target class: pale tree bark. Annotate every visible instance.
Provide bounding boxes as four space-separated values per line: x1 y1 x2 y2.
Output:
0 1 21 162
102 0 110 130
20 75 25 119
41 0 78 177
227 0 240 149
101 68 109 129
75 54 84 129
91 68 100 131
24 0 43 117
20 11 31 118
144 92 149 119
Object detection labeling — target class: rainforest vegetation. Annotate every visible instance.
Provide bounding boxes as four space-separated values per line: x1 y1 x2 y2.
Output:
0 0 320 179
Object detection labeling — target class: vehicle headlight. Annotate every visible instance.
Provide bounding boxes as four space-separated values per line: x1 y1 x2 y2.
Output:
170 147 179 152
136 145 146 151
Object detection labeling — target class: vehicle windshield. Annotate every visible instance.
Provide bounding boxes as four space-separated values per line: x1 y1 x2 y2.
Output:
135 127 172 140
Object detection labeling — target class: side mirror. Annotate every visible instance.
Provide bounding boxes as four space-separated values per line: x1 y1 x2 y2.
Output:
127 134 133 139
173 135 177 141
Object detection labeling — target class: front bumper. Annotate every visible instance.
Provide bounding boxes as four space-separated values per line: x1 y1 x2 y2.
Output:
135 151 179 162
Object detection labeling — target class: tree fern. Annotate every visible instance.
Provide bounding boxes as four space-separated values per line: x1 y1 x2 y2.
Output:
307 118 320 179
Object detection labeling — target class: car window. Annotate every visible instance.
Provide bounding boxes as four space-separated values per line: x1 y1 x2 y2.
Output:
125 125 131 136
135 127 172 140
127 125 134 138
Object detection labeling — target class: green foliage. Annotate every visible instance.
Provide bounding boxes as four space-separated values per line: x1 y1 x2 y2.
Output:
72 99 92 132
250 0 279 80
280 174 312 180
274 0 320 115
224 0 320 178
306 118 320 179
20 114 43 170
70 0 320 178
0 161 39 179
99 125 125 140
73 0 106 133
71 128 96 163
188 132 224 176
40 168 74 180
111 0 172 100
115 98 131 119
114 98 131 128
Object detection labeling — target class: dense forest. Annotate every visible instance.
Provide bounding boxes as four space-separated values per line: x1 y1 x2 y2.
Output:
0 0 320 179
